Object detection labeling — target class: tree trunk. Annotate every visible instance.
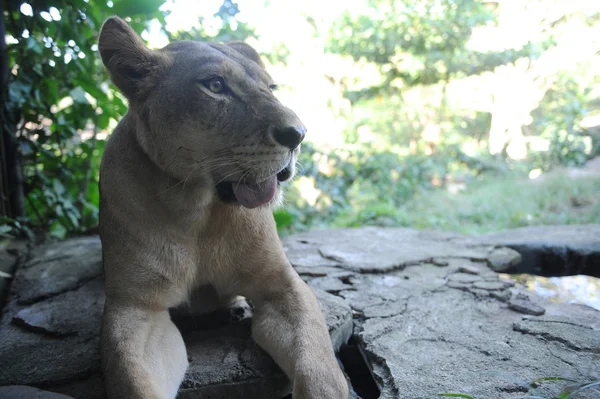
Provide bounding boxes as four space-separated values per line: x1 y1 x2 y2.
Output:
0 2 26 219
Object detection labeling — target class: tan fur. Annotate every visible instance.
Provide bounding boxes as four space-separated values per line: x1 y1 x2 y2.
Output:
97 16 348 399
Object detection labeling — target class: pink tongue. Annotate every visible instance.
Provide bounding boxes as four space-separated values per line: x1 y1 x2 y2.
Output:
233 176 277 209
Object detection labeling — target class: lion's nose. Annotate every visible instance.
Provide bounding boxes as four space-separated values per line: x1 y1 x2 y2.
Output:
272 126 306 150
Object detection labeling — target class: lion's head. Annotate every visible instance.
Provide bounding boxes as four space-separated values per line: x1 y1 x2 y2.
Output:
98 17 304 209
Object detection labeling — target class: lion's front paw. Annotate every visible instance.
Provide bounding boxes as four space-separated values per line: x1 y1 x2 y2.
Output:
227 296 253 322
293 367 349 399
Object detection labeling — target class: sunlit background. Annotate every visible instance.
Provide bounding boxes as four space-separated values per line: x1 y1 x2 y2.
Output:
2 0 599 308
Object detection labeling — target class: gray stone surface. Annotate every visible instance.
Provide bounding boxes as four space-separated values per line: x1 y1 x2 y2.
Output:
14 236 103 304
284 227 491 272
1 226 599 399
285 227 600 399
0 385 74 398
480 224 600 277
0 237 352 399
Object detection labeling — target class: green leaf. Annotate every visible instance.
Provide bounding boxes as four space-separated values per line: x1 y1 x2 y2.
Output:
52 179 66 196
49 222 67 239
25 37 43 55
112 0 165 18
98 112 110 130
274 210 294 230
70 87 90 104
45 80 60 104
73 77 108 101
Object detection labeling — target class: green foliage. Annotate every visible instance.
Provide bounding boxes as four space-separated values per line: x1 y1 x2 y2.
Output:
3 0 167 238
276 142 506 235
0 216 34 240
328 0 534 97
2 0 599 242
274 209 295 232
528 71 600 170
168 0 255 43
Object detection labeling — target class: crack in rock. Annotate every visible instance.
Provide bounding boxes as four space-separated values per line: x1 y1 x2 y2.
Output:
11 278 104 338
352 334 399 399
513 320 599 353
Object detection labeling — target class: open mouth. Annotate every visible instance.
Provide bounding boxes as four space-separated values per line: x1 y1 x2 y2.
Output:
276 165 293 182
216 165 292 209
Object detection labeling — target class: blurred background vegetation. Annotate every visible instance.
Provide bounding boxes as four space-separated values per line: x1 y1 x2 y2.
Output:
1 0 599 241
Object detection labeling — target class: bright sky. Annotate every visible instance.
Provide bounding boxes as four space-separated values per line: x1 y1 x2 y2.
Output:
144 0 360 49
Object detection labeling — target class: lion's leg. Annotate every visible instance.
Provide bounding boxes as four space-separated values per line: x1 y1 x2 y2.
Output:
101 302 188 399
251 273 347 398
222 252 348 398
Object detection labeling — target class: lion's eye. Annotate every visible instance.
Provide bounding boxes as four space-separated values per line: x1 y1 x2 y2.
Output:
204 77 226 94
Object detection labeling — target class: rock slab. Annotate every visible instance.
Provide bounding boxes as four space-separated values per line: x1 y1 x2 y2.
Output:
1 226 599 399
285 227 600 399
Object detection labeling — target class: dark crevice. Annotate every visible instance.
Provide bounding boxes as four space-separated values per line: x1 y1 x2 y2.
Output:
498 244 600 278
496 385 529 393
338 336 381 399
339 275 353 285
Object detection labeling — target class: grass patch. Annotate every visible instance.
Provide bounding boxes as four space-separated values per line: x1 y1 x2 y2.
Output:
393 173 600 235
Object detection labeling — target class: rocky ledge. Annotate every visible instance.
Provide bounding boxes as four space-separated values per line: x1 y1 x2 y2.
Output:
0 226 598 398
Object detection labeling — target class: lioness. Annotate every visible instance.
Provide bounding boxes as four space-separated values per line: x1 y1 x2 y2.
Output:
97 16 348 399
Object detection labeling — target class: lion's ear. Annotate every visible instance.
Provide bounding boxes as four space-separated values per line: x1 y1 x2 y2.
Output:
98 16 169 99
227 41 265 69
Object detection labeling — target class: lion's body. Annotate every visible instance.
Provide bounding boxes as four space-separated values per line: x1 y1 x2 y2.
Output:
97 17 347 399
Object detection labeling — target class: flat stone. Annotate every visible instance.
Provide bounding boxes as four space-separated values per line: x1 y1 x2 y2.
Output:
339 289 407 318
307 276 353 293
12 237 102 304
0 386 74 398
489 290 511 302
513 318 599 353
472 281 506 291
286 227 491 273
487 247 522 272
480 224 600 277
508 298 546 316
12 279 104 337
467 288 490 297
446 281 472 290
2 227 599 399
448 273 481 283
431 258 449 266
458 264 481 275
285 227 600 399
